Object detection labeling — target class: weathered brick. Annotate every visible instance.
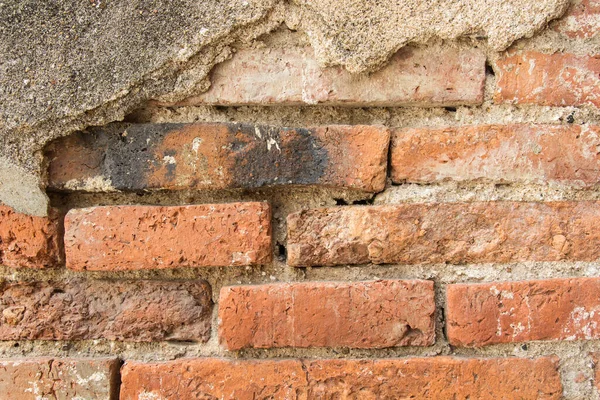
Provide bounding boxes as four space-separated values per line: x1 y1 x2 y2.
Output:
447 277 600 347
287 202 600 267
120 358 307 399
305 357 561 399
0 358 120 400
553 0 600 38
218 280 435 350
46 123 389 193
0 279 212 342
391 124 600 186
120 357 561 399
65 203 271 271
495 52 600 108
0 205 61 269
161 45 485 107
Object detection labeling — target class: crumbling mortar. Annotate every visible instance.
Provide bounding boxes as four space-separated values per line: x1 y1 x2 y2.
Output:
4 2 600 397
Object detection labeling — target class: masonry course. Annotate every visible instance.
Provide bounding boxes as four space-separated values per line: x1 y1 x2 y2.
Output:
47 122 390 193
218 279 435 350
0 279 213 342
64 203 272 271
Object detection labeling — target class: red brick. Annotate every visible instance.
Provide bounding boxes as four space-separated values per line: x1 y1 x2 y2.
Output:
0 279 212 342
120 358 307 399
46 123 389 193
287 201 600 267
495 52 600 108
65 202 271 271
447 277 600 347
305 357 561 399
218 280 435 350
120 357 562 399
553 0 600 38
161 45 485 107
0 358 120 400
391 124 600 186
0 205 61 269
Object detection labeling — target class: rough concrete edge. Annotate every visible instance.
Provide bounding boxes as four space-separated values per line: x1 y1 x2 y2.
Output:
4 0 575 216
0 156 48 217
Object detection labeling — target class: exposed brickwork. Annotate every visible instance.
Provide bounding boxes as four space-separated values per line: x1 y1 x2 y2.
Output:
287 201 600 267
0 279 212 342
47 123 390 193
218 280 435 350
120 358 307 399
495 52 600 108
554 0 600 38
447 278 600 347
164 46 485 107
9 8 600 397
0 205 61 269
65 203 271 271
391 124 600 186
0 358 120 400
120 357 561 399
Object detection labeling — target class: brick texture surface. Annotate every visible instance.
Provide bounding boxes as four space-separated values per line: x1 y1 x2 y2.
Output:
0 358 120 400
391 124 600 186
47 123 390 193
218 280 435 350
65 203 271 271
120 357 561 399
554 0 600 38
447 277 600 347
0 205 61 269
163 46 485 107
121 359 307 400
287 202 600 267
495 52 600 107
0 279 212 342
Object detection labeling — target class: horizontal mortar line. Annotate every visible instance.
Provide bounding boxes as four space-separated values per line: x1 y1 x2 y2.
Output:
49 187 374 206
2 261 600 283
375 189 600 203
0 340 597 361
52 185 600 207
299 261 600 279
143 105 600 122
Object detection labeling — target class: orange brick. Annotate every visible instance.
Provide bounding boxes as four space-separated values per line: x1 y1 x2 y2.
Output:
65 203 271 271
391 124 600 186
304 357 561 399
495 52 600 107
47 123 390 193
218 280 435 350
0 279 212 342
0 358 120 400
553 0 600 38
163 46 485 107
0 205 61 269
120 358 307 399
120 357 561 399
447 277 600 347
287 202 600 267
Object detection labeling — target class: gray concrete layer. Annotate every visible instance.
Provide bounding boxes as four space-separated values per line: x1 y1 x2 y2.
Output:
0 0 569 215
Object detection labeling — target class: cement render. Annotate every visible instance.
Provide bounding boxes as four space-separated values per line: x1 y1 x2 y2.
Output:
2 1 600 398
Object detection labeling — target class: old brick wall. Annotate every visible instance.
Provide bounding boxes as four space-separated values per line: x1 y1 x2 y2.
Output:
1 1 600 399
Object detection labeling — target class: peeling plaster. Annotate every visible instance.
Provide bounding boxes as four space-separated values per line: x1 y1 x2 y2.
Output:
0 0 569 215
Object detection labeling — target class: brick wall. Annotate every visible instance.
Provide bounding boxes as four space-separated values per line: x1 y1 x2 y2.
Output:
1 2 600 399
